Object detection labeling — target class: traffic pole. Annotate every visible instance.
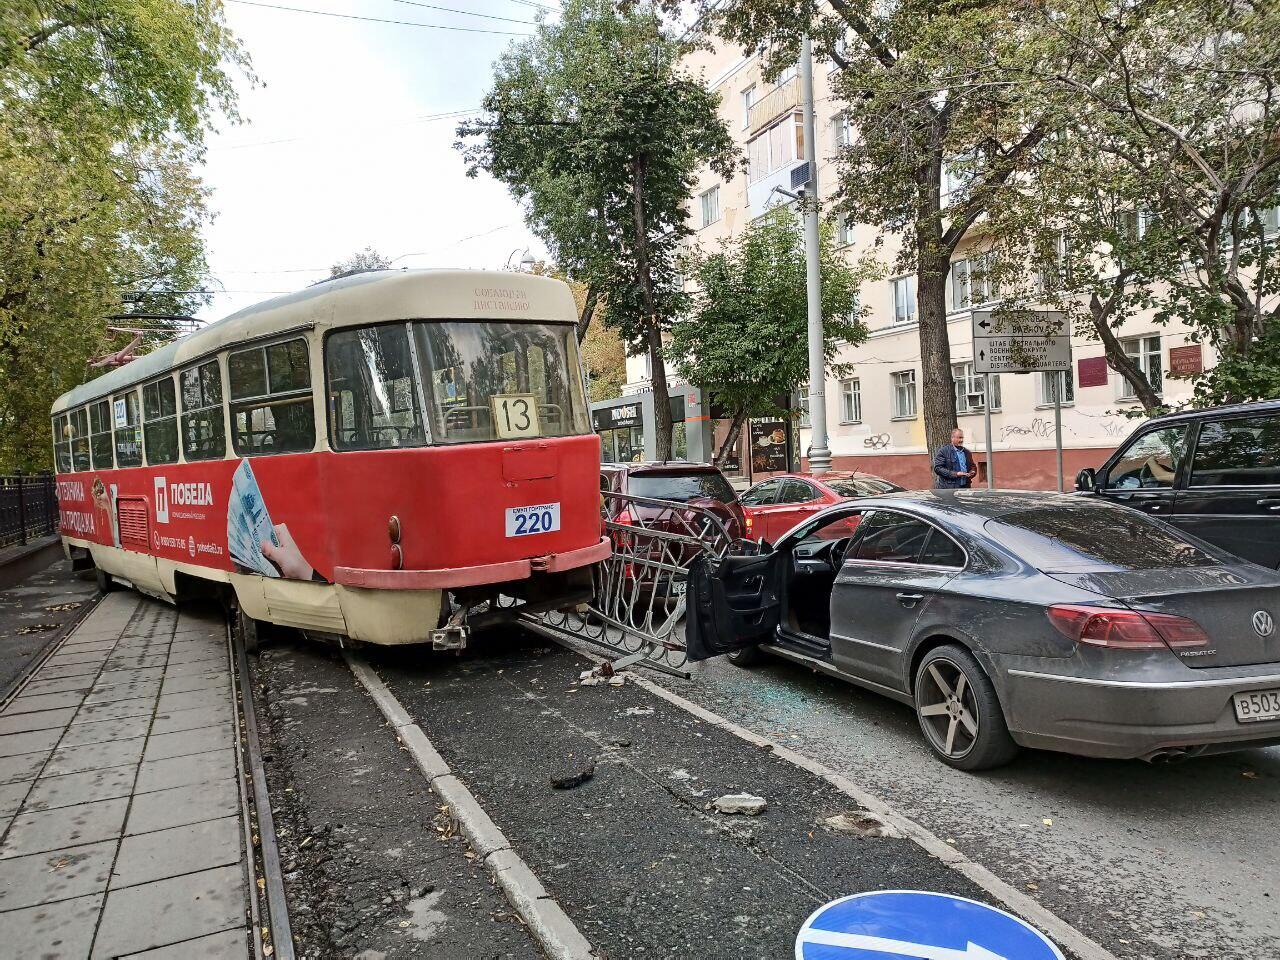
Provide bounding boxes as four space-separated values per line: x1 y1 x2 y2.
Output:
1054 370 1065 493
983 376 994 489
800 36 831 476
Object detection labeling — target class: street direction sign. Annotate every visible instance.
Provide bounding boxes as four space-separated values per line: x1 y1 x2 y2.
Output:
795 890 1065 960
971 309 1071 374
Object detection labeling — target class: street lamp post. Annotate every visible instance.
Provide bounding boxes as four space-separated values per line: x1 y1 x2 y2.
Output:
800 36 831 475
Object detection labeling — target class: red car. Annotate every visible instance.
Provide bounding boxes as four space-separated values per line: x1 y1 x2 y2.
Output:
738 471 904 543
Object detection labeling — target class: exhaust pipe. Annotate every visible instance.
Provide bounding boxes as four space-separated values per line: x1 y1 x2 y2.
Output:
1142 745 1206 764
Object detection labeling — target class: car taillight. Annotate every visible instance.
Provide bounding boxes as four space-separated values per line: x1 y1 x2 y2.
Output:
1046 604 1210 650
744 514 754 535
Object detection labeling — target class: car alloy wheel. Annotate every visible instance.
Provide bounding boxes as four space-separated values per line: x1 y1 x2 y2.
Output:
916 657 979 760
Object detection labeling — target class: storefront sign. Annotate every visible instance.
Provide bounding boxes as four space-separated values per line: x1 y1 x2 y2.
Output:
749 420 789 473
592 403 641 432
1169 344 1203 376
1077 356 1109 388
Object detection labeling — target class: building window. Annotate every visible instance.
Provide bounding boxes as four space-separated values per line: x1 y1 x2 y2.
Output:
840 378 861 423
747 112 803 184
142 377 180 465
891 275 917 325
741 84 756 129
1258 207 1279 236
1039 369 1075 406
228 337 315 456
953 362 999 414
1118 335 1163 399
892 370 917 419
797 382 810 428
950 254 999 311
832 112 853 148
700 186 720 228
836 215 852 247
180 359 226 461
1037 231 1072 293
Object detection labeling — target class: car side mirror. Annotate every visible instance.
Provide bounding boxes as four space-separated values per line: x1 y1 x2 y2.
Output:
1076 467 1096 492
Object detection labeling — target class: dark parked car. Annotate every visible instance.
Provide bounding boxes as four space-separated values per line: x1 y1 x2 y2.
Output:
1077 400 1280 568
600 462 746 541
688 491 1280 769
739 471 904 543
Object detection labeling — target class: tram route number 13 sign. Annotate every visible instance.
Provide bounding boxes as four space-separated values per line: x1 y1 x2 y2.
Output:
493 393 542 439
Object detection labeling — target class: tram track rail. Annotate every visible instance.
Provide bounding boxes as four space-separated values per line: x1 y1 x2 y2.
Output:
230 615 297 960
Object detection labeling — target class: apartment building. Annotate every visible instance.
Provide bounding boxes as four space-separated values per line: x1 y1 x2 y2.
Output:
609 40 1213 490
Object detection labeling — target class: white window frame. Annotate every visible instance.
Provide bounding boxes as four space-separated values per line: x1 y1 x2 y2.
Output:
952 362 1000 415
797 382 810 428
890 275 917 325
836 215 852 248
1117 334 1163 400
950 254 999 312
746 112 803 185
1037 369 1075 407
891 370 917 419
740 84 756 129
833 112 853 149
699 185 720 228
840 378 861 423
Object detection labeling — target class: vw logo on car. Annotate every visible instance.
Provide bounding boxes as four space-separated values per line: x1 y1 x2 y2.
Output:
1252 610 1274 638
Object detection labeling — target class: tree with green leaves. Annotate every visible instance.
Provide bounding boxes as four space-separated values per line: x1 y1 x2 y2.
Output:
0 2 247 470
329 247 393 280
691 0 1053 454
670 207 871 465
987 0 1280 412
458 0 737 459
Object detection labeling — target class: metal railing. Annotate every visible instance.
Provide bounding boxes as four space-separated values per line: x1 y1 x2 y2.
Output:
523 491 740 677
0 473 60 549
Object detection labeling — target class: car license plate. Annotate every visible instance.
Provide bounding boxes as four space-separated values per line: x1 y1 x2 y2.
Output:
1233 688 1280 723
505 502 560 537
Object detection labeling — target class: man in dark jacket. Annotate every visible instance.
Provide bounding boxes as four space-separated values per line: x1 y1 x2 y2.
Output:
933 428 978 489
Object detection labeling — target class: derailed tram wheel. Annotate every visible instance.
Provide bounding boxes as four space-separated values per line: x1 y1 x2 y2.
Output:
228 598 262 654
914 644 1018 771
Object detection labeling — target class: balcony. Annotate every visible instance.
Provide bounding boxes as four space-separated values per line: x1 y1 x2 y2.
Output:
748 78 800 135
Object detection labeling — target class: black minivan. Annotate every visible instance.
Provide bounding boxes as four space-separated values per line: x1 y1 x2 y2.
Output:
1077 400 1280 568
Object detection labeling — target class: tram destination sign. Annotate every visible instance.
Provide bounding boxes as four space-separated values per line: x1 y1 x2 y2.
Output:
972 309 1071 374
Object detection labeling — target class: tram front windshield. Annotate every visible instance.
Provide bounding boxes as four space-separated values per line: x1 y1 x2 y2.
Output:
326 320 589 450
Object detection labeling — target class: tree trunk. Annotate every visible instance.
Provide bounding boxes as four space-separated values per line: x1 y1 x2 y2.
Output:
631 155 673 461
713 408 749 468
1088 293 1163 413
576 284 598 342
915 156 958 456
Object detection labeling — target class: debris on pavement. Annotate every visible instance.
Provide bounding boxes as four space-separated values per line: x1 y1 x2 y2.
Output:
550 756 598 790
711 793 768 816
822 811 903 839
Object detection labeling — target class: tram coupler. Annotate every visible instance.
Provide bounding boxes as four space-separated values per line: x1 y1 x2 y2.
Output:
430 624 469 651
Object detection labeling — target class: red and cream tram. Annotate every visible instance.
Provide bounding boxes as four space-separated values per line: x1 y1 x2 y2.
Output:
51 270 608 646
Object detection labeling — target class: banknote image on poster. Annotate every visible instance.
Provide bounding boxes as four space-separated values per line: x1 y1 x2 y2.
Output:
227 459 319 581
228 459 280 578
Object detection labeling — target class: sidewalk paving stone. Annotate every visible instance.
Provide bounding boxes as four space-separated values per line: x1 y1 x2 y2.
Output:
0 727 61 759
0 707 77 735
22 676 96 697
59 716 152 748
44 738 146 778
125 779 238 835
165 648 224 666
159 674 229 697
95 667 166 686
163 660 230 679
0 839 115 911
0 781 29 819
83 681 160 706
142 725 232 763
73 698 155 724
0 891 103 958
0 749 50 784
135 749 236 795
149 704 232 737
112 815 240 888
120 927 249 959
91 863 245 959
6 691 87 715
155 688 225 714
24 767 137 812
0 797 128 859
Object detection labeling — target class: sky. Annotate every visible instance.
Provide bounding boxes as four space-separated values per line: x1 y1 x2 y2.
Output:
196 0 553 322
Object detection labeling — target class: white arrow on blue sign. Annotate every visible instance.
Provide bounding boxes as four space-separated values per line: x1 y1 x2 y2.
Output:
795 891 1065 960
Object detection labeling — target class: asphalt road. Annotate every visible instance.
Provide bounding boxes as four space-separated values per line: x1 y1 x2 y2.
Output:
654 649 1280 960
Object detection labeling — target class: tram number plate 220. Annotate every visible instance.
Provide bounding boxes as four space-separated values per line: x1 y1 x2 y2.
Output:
506 502 561 537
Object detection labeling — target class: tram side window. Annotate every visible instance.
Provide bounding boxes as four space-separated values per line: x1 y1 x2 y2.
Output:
113 391 143 467
180 360 226 461
52 415 72 473
228 338 315 456
143 378 180 465
70 408 90 472
89 400 114 469
325 324 424 450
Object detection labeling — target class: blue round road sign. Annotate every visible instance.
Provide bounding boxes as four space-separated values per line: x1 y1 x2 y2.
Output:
796 890 1064 960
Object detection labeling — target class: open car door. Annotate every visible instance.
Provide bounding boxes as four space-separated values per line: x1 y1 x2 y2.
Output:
685 549 783 661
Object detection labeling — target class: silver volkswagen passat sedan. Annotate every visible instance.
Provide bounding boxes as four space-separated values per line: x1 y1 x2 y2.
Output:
686 491 1280 770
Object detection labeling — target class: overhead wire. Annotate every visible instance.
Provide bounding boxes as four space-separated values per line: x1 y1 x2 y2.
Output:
224 0 535 35
388 0 537 26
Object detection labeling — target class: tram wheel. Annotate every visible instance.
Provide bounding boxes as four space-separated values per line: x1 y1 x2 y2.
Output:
228 598 262 654
94 567 114 593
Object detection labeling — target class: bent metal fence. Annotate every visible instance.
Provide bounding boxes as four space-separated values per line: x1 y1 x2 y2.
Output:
0 473 60 550
520 491 740 677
